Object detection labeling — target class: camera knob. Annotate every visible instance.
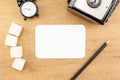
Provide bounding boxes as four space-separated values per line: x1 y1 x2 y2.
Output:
87 0 102 8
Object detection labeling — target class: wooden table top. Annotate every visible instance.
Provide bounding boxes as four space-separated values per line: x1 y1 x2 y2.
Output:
0 0 120 80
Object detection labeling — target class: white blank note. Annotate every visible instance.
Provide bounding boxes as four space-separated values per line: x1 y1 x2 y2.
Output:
35 25 86 59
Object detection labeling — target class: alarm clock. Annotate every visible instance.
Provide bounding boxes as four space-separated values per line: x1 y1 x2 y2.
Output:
17 0 39 20
68 0 119 25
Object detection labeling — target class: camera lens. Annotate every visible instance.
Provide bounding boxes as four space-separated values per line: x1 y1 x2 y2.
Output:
87 0 102 8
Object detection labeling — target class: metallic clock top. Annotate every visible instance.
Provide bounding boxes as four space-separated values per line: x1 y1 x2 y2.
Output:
87 0 102 8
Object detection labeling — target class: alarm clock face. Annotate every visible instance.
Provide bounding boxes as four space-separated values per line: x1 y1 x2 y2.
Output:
20 1 38 18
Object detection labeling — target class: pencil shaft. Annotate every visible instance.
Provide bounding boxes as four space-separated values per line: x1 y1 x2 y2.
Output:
71 42 107 80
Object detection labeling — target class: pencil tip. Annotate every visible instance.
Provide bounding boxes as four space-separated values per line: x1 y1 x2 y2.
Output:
106 40 110 44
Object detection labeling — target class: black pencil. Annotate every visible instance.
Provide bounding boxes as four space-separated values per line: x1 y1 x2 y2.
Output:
71 40 110 80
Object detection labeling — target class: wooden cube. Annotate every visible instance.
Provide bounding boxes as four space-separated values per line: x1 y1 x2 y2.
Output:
5 34 18 46
8 23 23 36
12 58 26 71
10 46 23 58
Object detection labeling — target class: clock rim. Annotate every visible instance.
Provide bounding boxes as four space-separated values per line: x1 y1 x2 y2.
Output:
20 1 38 18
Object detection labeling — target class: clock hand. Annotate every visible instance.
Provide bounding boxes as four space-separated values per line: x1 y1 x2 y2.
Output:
24 8 30 10
30 4 33 8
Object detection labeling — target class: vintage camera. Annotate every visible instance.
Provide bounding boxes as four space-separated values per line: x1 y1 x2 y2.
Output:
68 0 119 25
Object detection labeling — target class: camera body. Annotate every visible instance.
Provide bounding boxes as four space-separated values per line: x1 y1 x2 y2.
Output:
68 0 119 25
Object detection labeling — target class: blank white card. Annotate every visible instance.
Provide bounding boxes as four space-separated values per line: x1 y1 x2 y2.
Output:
35 25 86 58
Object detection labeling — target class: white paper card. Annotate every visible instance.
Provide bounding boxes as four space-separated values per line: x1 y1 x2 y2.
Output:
35 25 86 58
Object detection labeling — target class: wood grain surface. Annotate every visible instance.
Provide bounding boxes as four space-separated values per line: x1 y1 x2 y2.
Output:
0 0 120 80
